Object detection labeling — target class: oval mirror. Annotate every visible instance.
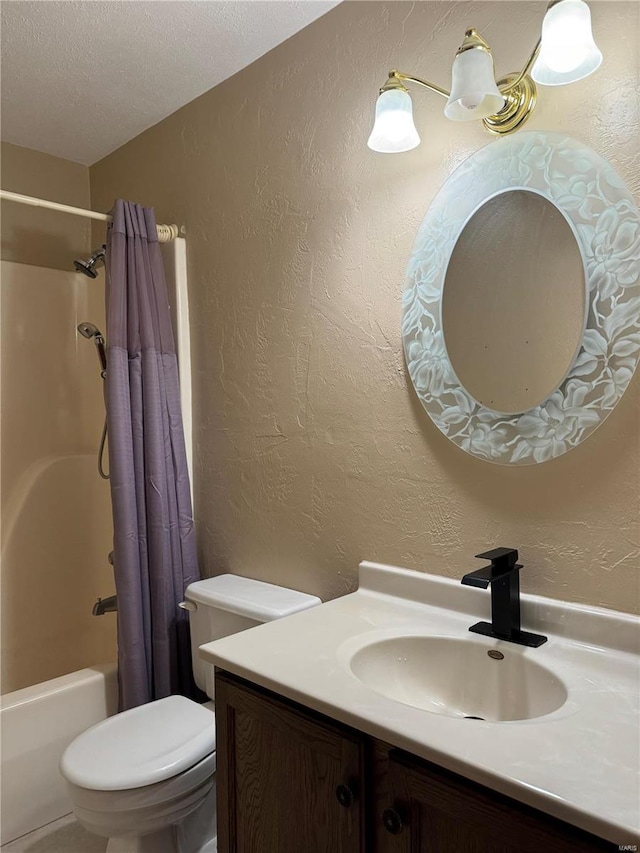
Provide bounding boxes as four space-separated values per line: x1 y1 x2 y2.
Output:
403 132 640 465
442 190 585 415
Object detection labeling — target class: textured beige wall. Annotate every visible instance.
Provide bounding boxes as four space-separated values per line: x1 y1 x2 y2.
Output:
1 262 116 693
1 142 91 270
90 1 640 613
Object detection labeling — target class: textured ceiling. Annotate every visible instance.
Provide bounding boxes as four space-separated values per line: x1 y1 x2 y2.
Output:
0 0 340 165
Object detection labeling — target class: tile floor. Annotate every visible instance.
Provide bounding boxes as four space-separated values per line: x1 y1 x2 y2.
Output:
1 814 107 853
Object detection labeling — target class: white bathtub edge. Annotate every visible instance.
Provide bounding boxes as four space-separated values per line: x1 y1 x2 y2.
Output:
0 663 118 845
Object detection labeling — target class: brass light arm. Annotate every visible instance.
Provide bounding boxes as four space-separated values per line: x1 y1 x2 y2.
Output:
498 37 542 93
385 30 542 99
384 69 450 99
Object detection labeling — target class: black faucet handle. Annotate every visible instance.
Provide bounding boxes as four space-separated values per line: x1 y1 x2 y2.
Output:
462 547 522 587
475 547 520 571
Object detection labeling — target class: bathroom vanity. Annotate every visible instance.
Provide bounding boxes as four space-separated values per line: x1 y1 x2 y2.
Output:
201 562 639 852
214 670 612 852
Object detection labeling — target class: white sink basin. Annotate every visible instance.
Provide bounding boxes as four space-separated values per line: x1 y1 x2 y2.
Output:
349 635 568 722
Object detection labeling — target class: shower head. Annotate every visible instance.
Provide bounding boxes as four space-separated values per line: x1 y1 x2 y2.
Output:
77 321 102 339
74 246 105 279
78 321 107 374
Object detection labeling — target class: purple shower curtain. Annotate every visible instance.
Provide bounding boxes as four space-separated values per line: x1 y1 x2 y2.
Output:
105 199 200 711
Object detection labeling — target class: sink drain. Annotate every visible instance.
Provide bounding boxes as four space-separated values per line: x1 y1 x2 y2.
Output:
463 715 485 720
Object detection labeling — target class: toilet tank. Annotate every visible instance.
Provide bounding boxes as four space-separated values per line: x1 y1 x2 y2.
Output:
183 574 321 700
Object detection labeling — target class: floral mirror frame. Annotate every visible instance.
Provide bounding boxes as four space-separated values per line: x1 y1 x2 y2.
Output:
402 131 640 464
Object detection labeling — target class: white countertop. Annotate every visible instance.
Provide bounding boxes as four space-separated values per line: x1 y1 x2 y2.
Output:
200 561 640 845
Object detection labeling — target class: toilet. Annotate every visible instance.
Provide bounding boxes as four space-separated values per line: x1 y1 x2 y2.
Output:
60 575 321 853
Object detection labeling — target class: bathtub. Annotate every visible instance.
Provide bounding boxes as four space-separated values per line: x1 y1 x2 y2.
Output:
0 663 118 845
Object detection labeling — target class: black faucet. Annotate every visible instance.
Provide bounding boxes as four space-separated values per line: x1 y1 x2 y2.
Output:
461 548 547 647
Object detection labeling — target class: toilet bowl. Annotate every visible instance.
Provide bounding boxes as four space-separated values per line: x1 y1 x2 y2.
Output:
60 576 320 853
61 696 217 852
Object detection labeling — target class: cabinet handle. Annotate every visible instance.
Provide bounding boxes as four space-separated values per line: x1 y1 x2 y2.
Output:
335 784 355 808
382 807 404 835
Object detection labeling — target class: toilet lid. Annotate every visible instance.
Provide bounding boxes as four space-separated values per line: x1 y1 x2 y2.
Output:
61 696 216 791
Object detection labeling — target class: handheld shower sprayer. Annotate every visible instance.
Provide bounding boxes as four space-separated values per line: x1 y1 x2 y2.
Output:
78 321 109 479
77 321 107 376
77 321 101 338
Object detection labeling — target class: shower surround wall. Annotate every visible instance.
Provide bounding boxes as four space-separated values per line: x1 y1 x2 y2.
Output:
1 145 115 693
1 261 116 693
90 1 640 613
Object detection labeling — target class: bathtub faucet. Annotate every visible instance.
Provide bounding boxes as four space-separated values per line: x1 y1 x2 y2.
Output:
92 594 117 616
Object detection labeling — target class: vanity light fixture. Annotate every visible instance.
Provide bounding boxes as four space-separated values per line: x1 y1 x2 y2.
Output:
367 0 602 152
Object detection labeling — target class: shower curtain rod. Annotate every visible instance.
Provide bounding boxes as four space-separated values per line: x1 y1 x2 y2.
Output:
0 189 181 243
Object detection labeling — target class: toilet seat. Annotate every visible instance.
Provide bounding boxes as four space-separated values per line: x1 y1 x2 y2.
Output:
61 696 216 791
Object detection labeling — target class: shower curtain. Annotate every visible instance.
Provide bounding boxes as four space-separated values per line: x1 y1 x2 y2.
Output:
105 199 200 711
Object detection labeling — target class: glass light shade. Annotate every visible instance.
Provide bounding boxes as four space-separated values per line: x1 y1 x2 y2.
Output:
444 49 505 121
531 0 602 86
367 88 420 153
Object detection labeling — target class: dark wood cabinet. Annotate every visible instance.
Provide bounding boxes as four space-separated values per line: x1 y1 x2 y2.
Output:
373 744 611 853
215 671 364 853
215 670 614 853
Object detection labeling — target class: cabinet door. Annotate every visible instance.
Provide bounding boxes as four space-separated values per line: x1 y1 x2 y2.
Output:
216 671 365 853
376 749 614 853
